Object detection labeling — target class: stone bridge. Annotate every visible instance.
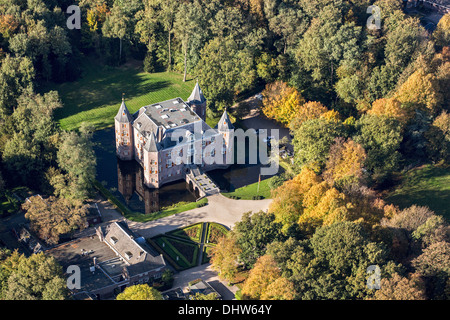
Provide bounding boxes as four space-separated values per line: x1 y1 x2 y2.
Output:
184 165 220 200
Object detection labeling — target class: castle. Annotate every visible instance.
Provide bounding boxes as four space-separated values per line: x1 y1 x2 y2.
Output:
115 82 234 196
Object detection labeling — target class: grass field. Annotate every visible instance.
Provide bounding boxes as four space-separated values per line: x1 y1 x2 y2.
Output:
386 163 450 220
221 177 272 200
41 58 195 131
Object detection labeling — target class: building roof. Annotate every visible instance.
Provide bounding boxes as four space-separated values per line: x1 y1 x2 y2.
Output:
216 110 234 131
141 98 202 130
102 222 166 277
187 81 206 105
143 130 159 152
46 222 166 296
115 99 134 123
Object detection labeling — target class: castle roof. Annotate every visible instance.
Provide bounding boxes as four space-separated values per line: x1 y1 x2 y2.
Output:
115 99 133 123
143 131 159 153
187 81 206 105
216 110 234 131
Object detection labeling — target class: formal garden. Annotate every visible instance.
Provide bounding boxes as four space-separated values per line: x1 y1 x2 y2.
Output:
147 222 229 271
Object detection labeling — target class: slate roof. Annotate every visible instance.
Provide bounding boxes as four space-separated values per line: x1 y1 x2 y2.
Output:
103 222 166 277
115 99 133 123
187 81 206 105
216 110 234 131
143 131 159 152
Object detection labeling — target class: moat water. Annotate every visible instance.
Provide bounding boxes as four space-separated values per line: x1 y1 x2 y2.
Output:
93 127 278 214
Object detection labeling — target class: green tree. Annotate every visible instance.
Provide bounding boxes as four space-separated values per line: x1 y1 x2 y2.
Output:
116 284 163 300
0 55 35 116
353 114 403 181
232 211 283 268
292 118 347 171
3 252 68 300
54 122 96 202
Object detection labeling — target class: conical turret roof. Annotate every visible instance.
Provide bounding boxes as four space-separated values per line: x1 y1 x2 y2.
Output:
115 98 134 123
216 109 234 131
187 80 206 105
144 131 159 153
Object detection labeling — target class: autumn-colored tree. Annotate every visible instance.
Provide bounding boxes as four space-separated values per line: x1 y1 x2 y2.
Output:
370 273 427 300
425 111 450 161
262 81 305 126
260 276 296 300
433 13 450 49
116 284 163 300
394 68 442 113
210 234 242 284
0 14 18 40
22 195 88 245
87 2 109 32
241 255 295 300
298 185 350 234
269 167 321 232
368 97 411 123
412 241 450 299
323 137 367 187
289 101 328 131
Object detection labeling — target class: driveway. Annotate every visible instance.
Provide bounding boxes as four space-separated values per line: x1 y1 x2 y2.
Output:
124 193 272 238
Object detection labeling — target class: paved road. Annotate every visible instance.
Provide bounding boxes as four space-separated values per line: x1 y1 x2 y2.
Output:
124 194 272 238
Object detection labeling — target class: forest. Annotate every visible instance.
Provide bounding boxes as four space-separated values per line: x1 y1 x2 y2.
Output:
0 0 448 300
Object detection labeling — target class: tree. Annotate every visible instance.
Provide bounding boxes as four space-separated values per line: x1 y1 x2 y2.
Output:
367 98 411 124
0 55 35 116
22 195 88 245
394 68 442 113
433 13 450 49
54 122 96 202
289 101 328 131
353 114 403 181
370 273 426 300
195 36 257 112
269 167 321 233
261 81 305 126
412 241 450 299
241 255 295 300
3 252 68 300
297 221 391 299
292 118 347 171
210 234 242 284
116 284 163 300
191 292 220 300
1 89 61 188
102 4 129 62
232 211 283 268
323 137 367 187
425 110 450 162
295 6 362 89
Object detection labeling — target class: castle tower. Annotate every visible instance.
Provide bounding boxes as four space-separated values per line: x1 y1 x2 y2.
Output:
115 96 134 160
216 109 234 165
142 131 160 189
187 80 207 121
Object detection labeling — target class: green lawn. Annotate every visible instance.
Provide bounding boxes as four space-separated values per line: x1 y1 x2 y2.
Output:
221 177 272 200
386 163 450 220
41 58 195 131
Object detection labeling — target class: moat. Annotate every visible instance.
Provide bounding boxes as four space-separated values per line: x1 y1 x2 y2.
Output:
93 127 278 214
